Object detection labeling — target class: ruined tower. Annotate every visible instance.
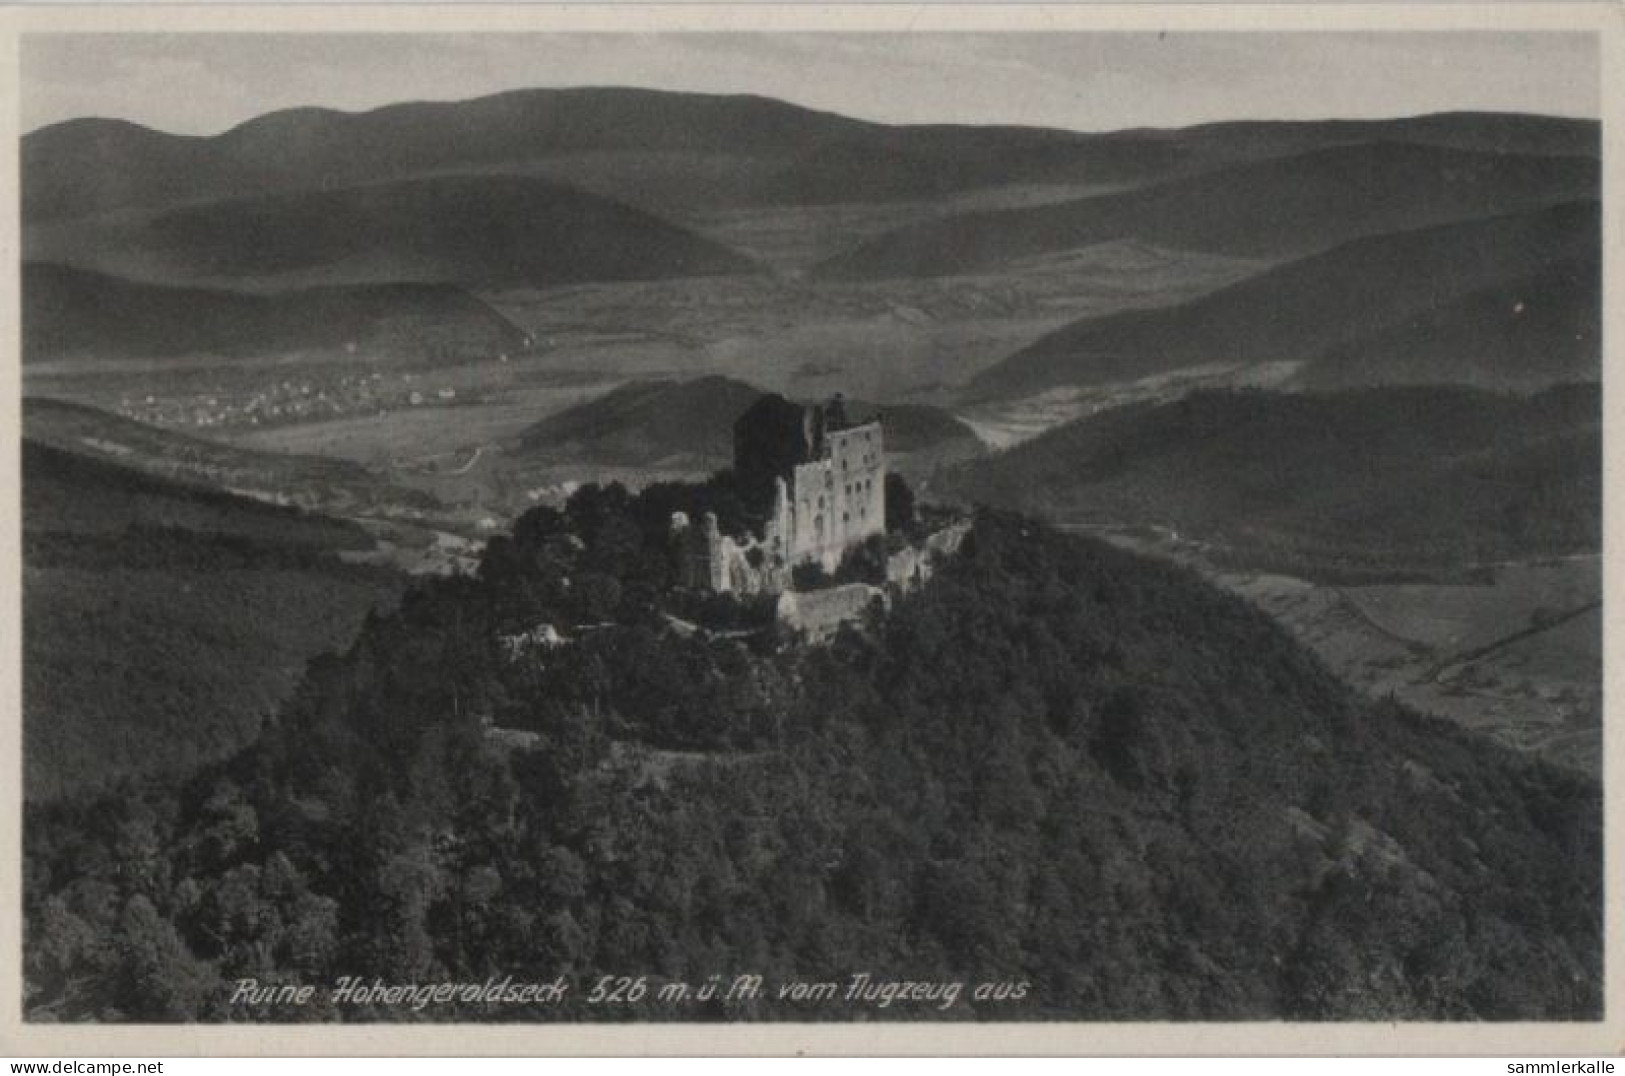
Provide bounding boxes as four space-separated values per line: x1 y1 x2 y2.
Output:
675 392 886 594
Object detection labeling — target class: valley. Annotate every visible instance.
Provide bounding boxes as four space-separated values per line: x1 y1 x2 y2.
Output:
24 228 1261 537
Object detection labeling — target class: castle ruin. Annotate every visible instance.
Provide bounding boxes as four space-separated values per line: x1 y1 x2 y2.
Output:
672 393 885 595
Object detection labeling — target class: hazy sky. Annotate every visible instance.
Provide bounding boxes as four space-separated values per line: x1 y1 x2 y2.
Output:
21 31 1599 136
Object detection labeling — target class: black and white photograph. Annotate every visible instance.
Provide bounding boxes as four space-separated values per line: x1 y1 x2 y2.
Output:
4 6 1615 1051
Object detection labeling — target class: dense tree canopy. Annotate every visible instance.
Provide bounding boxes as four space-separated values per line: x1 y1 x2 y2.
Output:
23 483 1601 1022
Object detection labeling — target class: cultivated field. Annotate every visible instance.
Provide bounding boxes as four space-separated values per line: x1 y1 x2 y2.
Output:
1224 557 1601 775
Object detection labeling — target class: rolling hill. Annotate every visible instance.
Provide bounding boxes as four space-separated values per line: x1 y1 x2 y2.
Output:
21 88 875 223
28 174 760 289
812 142 1599 280
22 440 406 800
22 437 375 549
758 103 1585 210
25 89 1597 225
750 122 1164 206
517 376 764 466
23 262 530 364
515 375 983 471
1298 252 1601 391
941 384 1600 576
22 396 441 516
966 200 1600 401
1095 110 1600 166
22 505 1601 1019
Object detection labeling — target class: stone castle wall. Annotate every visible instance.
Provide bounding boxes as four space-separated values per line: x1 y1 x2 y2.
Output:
676 408 886 595
672 511 787 596
779 420 885 573
885 520 971 592
775 583 888 643
671 510 969 645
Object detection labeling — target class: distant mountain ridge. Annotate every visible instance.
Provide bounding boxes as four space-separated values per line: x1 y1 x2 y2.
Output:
25 88 1599 224
22 88 875 222
967 199 1600 401
25 92 1601 319
814 141 1599 280
1094 110 1600 161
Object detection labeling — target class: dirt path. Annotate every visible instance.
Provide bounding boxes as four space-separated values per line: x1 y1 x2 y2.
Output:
445 444 489 475
1424 599 1601 685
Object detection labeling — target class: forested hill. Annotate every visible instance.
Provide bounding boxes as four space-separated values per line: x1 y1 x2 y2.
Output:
22 440 406 801
27 95 1594 225
941 384 1600 579
22 262 530 364
23 487 1599 1022
812 141 1598 280
30 175 760 291
965 199 1598 401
